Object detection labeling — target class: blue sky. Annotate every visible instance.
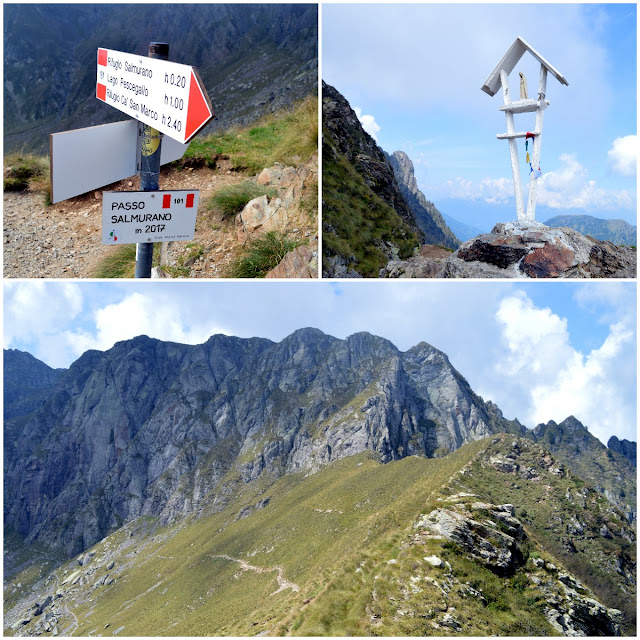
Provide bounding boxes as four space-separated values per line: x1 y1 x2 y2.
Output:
323 3 637 231
3 280 636 445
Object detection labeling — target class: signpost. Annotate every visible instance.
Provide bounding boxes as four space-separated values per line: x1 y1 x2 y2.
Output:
95 41 214 278
102 190 199 245
96 46 213 144
49 41 214 277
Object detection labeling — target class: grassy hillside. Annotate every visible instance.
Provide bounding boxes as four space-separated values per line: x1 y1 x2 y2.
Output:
322 135 420 277
5 435 633 636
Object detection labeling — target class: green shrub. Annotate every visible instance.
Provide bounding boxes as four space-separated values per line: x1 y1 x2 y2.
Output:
4 177 29 192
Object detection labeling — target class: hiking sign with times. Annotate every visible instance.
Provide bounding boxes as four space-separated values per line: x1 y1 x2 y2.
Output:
96 48 214 144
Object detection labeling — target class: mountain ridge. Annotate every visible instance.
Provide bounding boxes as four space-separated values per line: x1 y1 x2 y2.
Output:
5 331 634 556
4 329 523 555
386 150 459 250
4 335 636 636
544 214 637 246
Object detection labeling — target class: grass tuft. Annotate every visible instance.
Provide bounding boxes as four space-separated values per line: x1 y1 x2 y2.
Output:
207 181 276 220
230 231 300 278
4 153 48 192
183 95 317 174
92 244 161 278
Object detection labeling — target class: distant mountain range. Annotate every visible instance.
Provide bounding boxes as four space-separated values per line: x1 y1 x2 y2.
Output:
3 4 317 153
4 333 636 636
544 214 637 246
442 212 484 241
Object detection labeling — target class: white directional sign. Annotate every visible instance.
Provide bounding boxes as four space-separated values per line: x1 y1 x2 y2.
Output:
96 48 214 144
102 190 199 245
50 120 189 204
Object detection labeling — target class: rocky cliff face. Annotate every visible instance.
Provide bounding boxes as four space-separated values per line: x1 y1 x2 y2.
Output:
3 349 63 421
322 82 423 276
608 436 637 467
5 330 523 555
386 151 459 250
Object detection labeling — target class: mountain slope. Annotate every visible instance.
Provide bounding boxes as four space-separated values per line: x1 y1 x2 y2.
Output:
322 82 423 276
608 436 636 467
3 349 63 421
386 150 459 250
4 436 634 636
533 416 636 523
544 214 637 246
4 329 524 557
4 4 317 153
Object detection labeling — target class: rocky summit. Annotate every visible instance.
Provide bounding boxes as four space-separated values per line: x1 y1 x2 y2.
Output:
442 221 636 278
4 331 636 637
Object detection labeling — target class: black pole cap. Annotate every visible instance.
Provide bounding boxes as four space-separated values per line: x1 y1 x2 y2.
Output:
148 42 169 59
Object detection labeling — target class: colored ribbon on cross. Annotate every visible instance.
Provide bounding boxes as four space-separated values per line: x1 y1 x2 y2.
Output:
524 132 541 178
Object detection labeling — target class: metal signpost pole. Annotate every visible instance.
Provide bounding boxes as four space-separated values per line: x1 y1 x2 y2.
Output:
135 42 169 278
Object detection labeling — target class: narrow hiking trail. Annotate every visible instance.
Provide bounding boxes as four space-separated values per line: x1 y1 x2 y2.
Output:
210 554 300 596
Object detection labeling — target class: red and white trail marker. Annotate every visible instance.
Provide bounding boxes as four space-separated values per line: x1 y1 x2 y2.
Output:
102 190 200 245
96 47 214 144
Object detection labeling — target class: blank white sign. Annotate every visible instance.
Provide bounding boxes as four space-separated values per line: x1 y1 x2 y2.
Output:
49 120 188 204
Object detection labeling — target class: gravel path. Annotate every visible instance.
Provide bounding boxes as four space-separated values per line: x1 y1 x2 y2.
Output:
2 164 246 279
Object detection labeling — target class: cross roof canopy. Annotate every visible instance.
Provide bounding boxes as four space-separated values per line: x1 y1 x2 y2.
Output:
481 36 569 97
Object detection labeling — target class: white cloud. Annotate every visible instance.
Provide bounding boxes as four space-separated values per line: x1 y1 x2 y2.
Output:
537 153 635 210
443 176 514 204
490 291 635 444
607 135 637 177
63 292 227 358
442 154 635 212
3 282 84 366
354 106 381 142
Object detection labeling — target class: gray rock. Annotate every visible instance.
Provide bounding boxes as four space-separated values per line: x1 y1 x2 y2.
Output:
441 221 636 278
417 504 525 576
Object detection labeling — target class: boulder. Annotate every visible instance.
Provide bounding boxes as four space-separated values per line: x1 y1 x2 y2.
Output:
441 221 636 278
379 245 451 278
266 242 318 278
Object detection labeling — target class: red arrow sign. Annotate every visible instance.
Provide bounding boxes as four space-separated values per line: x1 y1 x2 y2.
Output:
96 48 214 144
185 69 213 141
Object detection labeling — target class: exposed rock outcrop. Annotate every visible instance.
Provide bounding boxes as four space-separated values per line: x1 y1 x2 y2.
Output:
442 221 636 278
236 159 318 240
386 151 459 250
607 436 636 468
379 245 451 278
415 501 526 576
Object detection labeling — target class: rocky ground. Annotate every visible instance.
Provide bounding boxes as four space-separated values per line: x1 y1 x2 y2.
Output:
412 494 623 636
379 221 637 279
3 157 317 279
